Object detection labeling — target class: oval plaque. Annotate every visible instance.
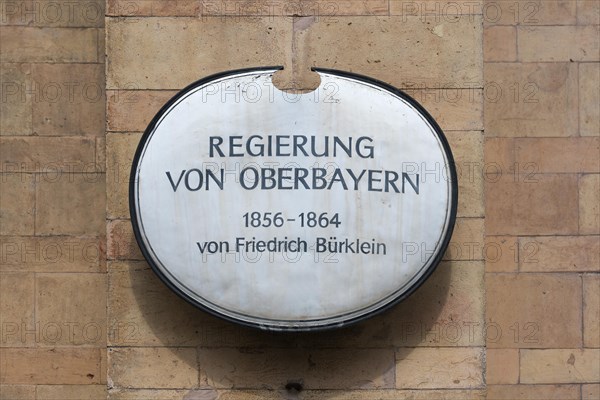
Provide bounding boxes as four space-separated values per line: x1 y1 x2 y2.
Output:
130 67 457 331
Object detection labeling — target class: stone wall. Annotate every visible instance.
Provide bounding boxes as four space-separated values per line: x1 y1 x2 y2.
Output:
105 1 486 398
0 0 597 399
0 0 108 398
483 1 600 398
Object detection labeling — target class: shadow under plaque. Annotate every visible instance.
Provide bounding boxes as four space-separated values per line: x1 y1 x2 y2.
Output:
120 259 453 393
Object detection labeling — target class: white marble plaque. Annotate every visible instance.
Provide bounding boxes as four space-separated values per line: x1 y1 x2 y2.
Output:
130 67 457 331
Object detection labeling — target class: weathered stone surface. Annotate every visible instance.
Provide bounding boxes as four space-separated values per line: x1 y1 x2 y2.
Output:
519 236 600 272
580 63 600 136
106 17 290 89
36 384 107 400
106 133 141 219
444 218 484 261
484 0 577 26
297 16 482 89
487 349 519 384
201 0 390 16
96 137 106 172
108 261 216 347
583 274 600 348
0 385 35 400
390 0 483 17
391 89 483 131
395 347 484 389
35 273 107 346
520 349 600 383
485 236 518 273
108 347 198 389
0 0 105 27
486 273 582 348
98 23 106 64
0 236 105 273
32 63 105 136
389 261 485 347
0 348 102 384
487 384 580 400
518 26 599 62
108 388 486 400
0 174 35 235
100 348 107 385
484 26 516 62
35 0 104 27
583 384 600 400
0 0 34 25
0 136 97 172
485 63 578 137
36 173 106 235
107 91 176 132
0 272 35 347
580 174 600 234
107 220 144 260
108 1 390 17
106 16 482 90
198 348 395 389
446 131 484 217
578 0 600 25
515 137 600 173
107 0 200 16
484 137 514 174
0 27 98 62
0 63 32 135
486 174 579 235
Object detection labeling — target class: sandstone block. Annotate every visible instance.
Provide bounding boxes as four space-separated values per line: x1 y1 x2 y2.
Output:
486 273 582 348
583 274 600 347
515 138 600 173
486 349 519 384
0 27 98 62
35 273 107 346
395 347 483 388
519 236 600 272
106 133 141 219
108 347 198 389
0 63 32 135
484 26 516 62
0 348 102 384
0 173 34 235
486 174 578 235
107 220 144 260
36 173 105 235
36 384 107 400
485 63 577 137
580 174 600 234
518 26 599 62
520 349 600 383
580 63 600 136
487 384 580 400
32 63 105 136
0 272 34 347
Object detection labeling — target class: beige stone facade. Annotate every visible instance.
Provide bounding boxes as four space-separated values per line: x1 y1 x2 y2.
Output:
0 0 598 399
